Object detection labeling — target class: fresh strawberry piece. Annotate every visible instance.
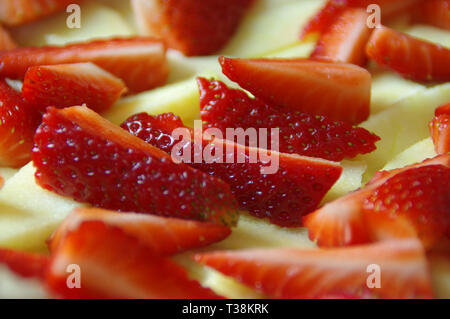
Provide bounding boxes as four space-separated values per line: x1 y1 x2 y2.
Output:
435 102 450 116
198 77 379 162
47 220 221 299
0 25 16 50
0 37 168 93
414 0 450 30
0 0 81 26
33 106 238 226
122 112 342 227
131 0 253 56
0 248 49 280
195 238 434 299
22 63 127 113
310 8 372 66
366 26 450 82
219 57 371 124
0 79 42 167
49 207 231 255
429 113 450 154
363 165 450 249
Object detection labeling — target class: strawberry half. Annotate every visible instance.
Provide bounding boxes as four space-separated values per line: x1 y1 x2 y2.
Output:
49 207 231 255
0 248 49 280
22 63 127 113
32 106 238 226
0 79 42 167
413 0 450 30
219 57 371 124
47 220 221 299
310 8 372 66
364 165 450 249
366 26 450 82
198 77 379 162
0 37 168 93
131 0 253 56
429 103 450 154
195 238 434 299
0 24 16 50
122 112 342 227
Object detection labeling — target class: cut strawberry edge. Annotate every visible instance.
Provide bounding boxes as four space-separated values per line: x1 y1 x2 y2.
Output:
0 248 49 280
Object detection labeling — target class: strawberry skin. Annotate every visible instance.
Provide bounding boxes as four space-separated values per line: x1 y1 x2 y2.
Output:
219 57 371 124
366 26 450 82
22 63 127 113
414 0 450 30
47 220 221 299
198 77 379 162
122 112 342 227
0 38 168 93
32 106 238 226
430 103 450 154
311 8 372 66
49 207 231 255
0 79 42 167
195 239 434 299
0 25 16 50
0 248 49 280
131 0 253 56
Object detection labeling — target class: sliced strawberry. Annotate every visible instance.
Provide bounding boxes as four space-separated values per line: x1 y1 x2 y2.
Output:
0 37 168 93
366 26 450 82
47 220 221 299
0 0 81 26
430 113 450 155
195 238 434 299
0 79 42 167
435 102 450 116
49 207 231 255
363 165 450 249
32 106 238 226
22 63 127 113
0 248 49 280
310 8 372 66
131 0 253 56
198 77 379 162
0 24 16 50
122 112 342 227
414 0 450 30
219 57 371 124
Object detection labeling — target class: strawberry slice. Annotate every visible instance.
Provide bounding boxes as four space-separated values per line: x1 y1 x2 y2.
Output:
219 57 371 124
304 154 450 247
195 238 434 299
430 103 450 154
47 220 221 299
364 165 450 249
310 8 372 66
0 24 16 50
22 63 127 113
32 106 238 226
0 79 42 167
0 37 168 93
0 0 81 26
413 0 450 30
49 207 231 255
198 77 379 162
131 0 253 56
435 102 450 116
0 248 49 280
122 112 342 227
366 26 450 82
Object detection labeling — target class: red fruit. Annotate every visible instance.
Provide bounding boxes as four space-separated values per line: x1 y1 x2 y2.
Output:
198 77 379 162
435 102 450 116
364 165 450 249
0 248 49 280
0 37 168 93
0 25 16 50
219 57 371 124
195 238 434 299
0 79 42 167
414 0 450 30
366 26 450 82
122 112 342 227
32 106 238 226
0 0 81 26
49 207 231 255
429 113 450 155
22 63 127 113
310 8 372 66
47 220 221 299
131 0 253 56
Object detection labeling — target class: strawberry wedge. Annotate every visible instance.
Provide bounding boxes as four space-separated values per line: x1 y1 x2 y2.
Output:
22 63 127 113
429 103 450 154
122 112 342 227
414 0 450 30
32 106 238 226
195 238 434 299
0 248 49 280
49 207 231 255
366 26 450 82
0 38 168 93
0 25 16 50
219 57 371 124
